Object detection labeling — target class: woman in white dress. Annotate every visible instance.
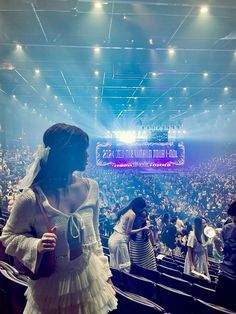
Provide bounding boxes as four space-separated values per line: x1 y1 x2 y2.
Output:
184 217 210 280
108 197 148 272
0 123 117 314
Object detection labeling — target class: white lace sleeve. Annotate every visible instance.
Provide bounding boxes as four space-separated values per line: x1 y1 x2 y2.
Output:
0 190 41 273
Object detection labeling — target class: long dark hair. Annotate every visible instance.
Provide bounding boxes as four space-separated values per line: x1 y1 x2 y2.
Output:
32 123 89 192
116 197 146 222
130 209 149 241
194 217 203 243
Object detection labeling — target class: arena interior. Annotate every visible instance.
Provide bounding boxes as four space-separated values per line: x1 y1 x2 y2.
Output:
0 0 236 313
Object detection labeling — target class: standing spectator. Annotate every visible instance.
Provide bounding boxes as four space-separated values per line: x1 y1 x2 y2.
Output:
184 217 210 280
108 197 147 272
129 209 157 271
165 216 178 254
216 201 236 312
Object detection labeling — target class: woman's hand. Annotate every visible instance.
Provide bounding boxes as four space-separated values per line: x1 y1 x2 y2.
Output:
37 229 57 253
143 221 153 231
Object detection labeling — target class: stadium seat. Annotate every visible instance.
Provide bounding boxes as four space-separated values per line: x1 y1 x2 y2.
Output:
195 299 236 314
160 272 192 294
177 264 184 273
172 255 185 262
110 268 126 289
0 262 27 314
122 271 157 302
182 272 216 289
113 287 167 314
158 258 179 270
0 269 11 314
156 283 195 314
191 283 216 304
131 264 161 283
157 264 182 278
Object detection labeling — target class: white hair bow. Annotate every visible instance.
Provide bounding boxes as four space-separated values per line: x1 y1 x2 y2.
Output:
19 144 50 190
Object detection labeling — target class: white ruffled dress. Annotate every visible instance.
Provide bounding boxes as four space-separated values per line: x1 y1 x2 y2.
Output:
0 179 117 314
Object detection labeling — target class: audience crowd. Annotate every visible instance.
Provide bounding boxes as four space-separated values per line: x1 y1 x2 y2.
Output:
0 147 235 243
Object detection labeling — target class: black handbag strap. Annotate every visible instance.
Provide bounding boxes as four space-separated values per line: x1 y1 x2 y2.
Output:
32 187 52 232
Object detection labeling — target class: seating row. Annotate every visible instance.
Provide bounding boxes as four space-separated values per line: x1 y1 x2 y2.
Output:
111 268 234 314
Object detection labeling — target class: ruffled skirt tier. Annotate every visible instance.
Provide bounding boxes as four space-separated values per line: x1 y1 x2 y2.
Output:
24 252 117 314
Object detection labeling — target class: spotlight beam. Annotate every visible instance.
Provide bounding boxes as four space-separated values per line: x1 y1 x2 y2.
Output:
135 111 144 120
61 71 75 104
152 73 189 104
180 73 230 106
116 110 124 119
166 6 194 46
15 69 48 104
127 72 148 104
0 88 8 95
107 0 115 43
149 110 167 122
169 110 189 121
31 3 48 42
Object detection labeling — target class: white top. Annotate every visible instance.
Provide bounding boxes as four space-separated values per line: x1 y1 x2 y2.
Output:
1 178 111 276
114 214 129 234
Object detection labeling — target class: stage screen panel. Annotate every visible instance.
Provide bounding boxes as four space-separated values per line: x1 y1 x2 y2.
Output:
96 141 185 168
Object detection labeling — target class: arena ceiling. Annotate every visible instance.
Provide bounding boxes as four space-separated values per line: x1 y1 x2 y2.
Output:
0 0 236 138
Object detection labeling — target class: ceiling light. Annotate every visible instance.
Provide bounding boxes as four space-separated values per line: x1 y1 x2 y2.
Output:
94 70 99 76
46 84 50 89
16 44 22 50
169 97 173 100
35 69 40 74
94 47 100 53
168 48 175 54
141 87 145 91
183 87 187 91
60 103 63 106
54 95 58 99
203 72 208 77
224 86 229 92
123 15 127 20
94 2 102 9
8 64 15 70
149 38 153 45
95 86 98 90
12 95 16 99
189 104 192 108
152 72 157 76
200 6 209 14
